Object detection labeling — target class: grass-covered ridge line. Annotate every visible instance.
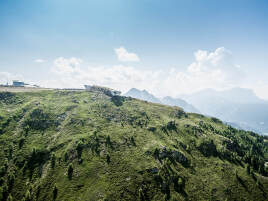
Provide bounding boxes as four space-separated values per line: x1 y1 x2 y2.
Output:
0 90 267 201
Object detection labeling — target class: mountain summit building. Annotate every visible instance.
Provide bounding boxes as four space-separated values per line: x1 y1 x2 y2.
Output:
12 80 26 87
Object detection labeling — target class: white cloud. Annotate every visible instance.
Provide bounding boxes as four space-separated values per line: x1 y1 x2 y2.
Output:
188 47 243 85
34 59 46 63
41 47 246 97
52 57 82 74
114 47 140 62
5 47 267 99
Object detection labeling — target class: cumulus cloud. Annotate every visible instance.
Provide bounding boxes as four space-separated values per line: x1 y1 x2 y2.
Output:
34 59 46 63
115 47 140 62
188 47 243 84
46 57 153 90
52 57 82 74
43 47 244 97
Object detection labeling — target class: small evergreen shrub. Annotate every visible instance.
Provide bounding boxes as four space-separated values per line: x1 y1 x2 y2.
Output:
51 153 56 169
7 194 13 201
68 163 73 180
106 154 111 164
246 164 250 175
53 184 58 200
76 141 83 159
198 139 218 157
24 190 31 201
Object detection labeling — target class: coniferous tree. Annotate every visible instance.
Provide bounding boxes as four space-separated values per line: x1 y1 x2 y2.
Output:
7 173 15 190
76 141 83 159
7 194 13 201
2 184 8 200
0 187 3 201
68 163 73 180
106 135 111 146
138 188 144 201
130 136 135 146
32 148 36 156
53 184 58 200
25 190 31 201
19 137 25 149
51 153 56 169
64 152 68 162
106 154 111 164
154 148 160 159
246 164 250 175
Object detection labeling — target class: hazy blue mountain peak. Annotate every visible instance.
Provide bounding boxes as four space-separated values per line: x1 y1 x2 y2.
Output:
124 88 161 103
124 88 199 113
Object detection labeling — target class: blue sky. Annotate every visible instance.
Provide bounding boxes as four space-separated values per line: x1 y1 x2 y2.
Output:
0 0 268 98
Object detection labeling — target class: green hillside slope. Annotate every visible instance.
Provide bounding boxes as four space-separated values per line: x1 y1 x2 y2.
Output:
0 90 267 201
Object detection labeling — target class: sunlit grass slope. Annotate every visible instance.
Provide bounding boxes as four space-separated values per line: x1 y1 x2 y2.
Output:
0 90 267 201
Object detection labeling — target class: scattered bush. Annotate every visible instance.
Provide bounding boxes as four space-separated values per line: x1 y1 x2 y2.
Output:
0 166 6 177
106 154 111 164
173 176 185 193
105 136 111 146
53 184 58 200
130 136 136 146
0 187 3 200
67 163 73 180
256 179 261 187
161 182 170 200
176 109 188 119
0 92 18 104
111 96 125 106
161 121 177 133
1 184 8 200
198 140 217 157
7 173 15 190
7 194 13 201
64 152 68 162
51 153 56 169
147 127 156 132
246 164 250 175
250 171 257 181
170 151 188 166
138 187 145 201
23 108 59 131
76 141 83 159
26 148 50 174
19 137 25 149
153 148 160 159
24 190 31 201
211 117 222 124
166 121 177 131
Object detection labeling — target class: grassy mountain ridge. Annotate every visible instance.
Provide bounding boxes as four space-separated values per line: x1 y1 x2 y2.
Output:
0 90 267 201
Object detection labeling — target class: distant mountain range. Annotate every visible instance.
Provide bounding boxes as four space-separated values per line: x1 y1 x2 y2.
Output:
161 96 199 113
124 88 199 113
181 87 268 135
124 88 162 104
124 87 268 135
